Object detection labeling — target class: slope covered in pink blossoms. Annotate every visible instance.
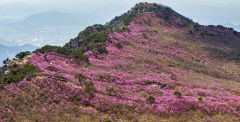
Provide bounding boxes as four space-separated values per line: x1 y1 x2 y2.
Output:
1 2 240 122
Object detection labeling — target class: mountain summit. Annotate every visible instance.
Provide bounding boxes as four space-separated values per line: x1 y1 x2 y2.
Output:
1 3 240 121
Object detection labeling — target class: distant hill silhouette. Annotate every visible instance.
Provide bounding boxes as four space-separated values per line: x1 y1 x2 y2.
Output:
0 44 38 65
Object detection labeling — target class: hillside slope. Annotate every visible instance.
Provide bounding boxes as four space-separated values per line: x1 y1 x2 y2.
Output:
1 3 240 121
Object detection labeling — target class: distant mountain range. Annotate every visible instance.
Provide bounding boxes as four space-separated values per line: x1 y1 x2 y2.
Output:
0 44 38 65
0 11 104 46
10 11 100 28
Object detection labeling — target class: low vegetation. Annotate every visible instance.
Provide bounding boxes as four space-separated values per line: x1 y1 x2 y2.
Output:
1 2 240 121
15 51 31 60
0 64 41 87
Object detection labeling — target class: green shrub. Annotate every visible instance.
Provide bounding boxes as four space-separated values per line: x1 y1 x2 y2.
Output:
122 27 130 32
84 82 96 99
174 91 182 97
96 44 108 54
171 74 178 80
197 92 206 97
75 73 87 82
15 51 31 60
46 66 58 72
143 33 148 39
144 80 155 85
122 13 136 25
70 50 89 63
82 32 107 44
34 45 58 53
116 43 123 49
0 64 41 87
106 87 115 96
104 120 112 122
233 31 238 35
35 45 71 55
146 96 155 104
11 63 18 68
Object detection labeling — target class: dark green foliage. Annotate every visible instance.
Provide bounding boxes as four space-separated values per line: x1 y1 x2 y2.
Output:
0 64 41 87
122 27 130 32
189 30 193 34
34 45 59 53
106 87 115 96
35 45 89 63
143 33 148 39
109 12 136 26
144 80 167 89
77 32 108 54
174 91 182 97
15 51 31 60
84 82 96 99
96 44 108 54
99 75 115 83
46 66 58 72
34 45 71 55
83 32 107 44
12 63 18 68
55 47 72 55
146 96 155 104
197 92 206 97
116 43 123 49
171 74 178 80
104 120 112 122
65 25 109 55
123 13 136 25
233 31 238 35
70 50 89 63
82 24 109 35
154 30 158 33
84 82 96 93
144 80 155 85
75 73 87 82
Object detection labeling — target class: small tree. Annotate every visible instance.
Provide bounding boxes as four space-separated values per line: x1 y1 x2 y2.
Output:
15 51 31 60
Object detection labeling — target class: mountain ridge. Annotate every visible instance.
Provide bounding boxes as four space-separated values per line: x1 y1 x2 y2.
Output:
1 2 240 121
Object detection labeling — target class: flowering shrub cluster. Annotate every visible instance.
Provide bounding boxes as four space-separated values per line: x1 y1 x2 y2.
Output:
1 11 240 121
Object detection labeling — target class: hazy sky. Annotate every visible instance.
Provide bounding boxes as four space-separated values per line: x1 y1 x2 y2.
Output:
0 0 239 25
